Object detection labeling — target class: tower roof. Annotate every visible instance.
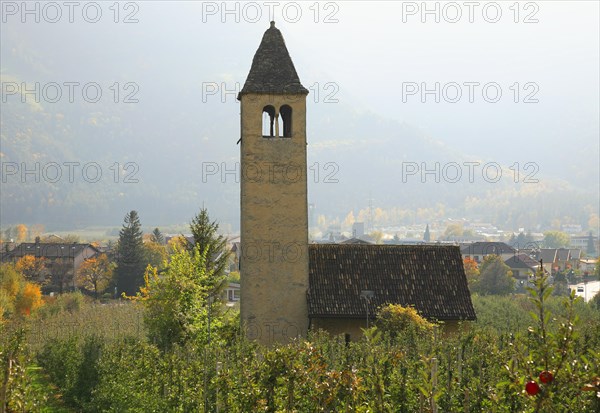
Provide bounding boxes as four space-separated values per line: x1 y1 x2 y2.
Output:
239 21 308 97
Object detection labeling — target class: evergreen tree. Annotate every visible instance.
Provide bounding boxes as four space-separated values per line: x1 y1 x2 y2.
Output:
115 211 146 296
586 231 596 255
150 228 165 245
188 208 229 282
187 208 231 341
423 224 431 242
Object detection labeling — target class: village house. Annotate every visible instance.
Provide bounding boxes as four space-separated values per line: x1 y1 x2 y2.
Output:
460 241 516 264
3 241 100 289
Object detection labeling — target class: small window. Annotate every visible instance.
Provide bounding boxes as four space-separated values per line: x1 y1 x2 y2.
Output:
262 105 276 137
280 105 292 137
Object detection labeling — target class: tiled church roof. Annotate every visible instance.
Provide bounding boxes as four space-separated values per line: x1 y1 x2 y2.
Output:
308 244 476 321
239 21 309 97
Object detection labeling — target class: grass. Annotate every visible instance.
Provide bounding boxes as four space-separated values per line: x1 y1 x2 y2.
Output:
27 299 146 352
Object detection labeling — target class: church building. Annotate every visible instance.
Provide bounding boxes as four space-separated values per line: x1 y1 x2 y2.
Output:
238 22 475 345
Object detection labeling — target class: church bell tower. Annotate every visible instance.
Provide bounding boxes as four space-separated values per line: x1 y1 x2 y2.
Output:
238 21 309 344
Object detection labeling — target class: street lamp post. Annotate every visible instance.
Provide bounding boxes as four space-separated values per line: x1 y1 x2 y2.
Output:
360 290 375 329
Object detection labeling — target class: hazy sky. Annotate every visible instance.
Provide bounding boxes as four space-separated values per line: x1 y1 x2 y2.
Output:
4 1 598 159
1 1 599 228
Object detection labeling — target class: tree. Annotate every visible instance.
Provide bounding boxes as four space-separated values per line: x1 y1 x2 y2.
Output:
0 263 43 319
508 232 536 249
132 243 226 350
77 255 114 299
150 228 165 245
14 255 46 283
586 231 596 256
188 208 229 287
115 211 146 296
443 223 463 239
29 224 45 240
472 254 515 295
144 241 168 270
463 257 480 290
15 283 42 316
15 224 27 243
369 230 383 244
50 259 75 294
375 304 433 339
543 231 570 248
423 224 431 242
3 228 13 243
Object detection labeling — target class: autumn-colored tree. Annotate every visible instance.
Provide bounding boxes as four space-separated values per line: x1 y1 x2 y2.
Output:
144 241 168 270
463 257 480 290
15 255 46 282
0 263 43 319
0 264 21 320
77 255 114 298
376 304 434 338
443 223 463 239
369 230 384 244
15 224 27 243
14 283 42 316
167 235 188 254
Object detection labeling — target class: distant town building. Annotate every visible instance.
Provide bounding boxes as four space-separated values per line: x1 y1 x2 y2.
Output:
460 242 516 263
352 222 365 238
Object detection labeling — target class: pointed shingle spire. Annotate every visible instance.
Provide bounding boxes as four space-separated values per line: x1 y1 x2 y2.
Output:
239 21 308 97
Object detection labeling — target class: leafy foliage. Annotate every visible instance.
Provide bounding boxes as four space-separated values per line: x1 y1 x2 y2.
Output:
0 263 44 320
132 243 226 351
77 254 114 298
543 230 571 248
14 255 46 283
471 254 515 295
375 303 434 339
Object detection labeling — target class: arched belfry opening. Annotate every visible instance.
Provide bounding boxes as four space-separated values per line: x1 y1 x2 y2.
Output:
280 104 292 137
262 105 276 137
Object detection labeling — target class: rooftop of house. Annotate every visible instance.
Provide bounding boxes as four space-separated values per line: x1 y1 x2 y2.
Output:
460 241 516 256
504 254 540 270
307 244 476 321
339 237 372 245
5 242 99 259
238 21 308 97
